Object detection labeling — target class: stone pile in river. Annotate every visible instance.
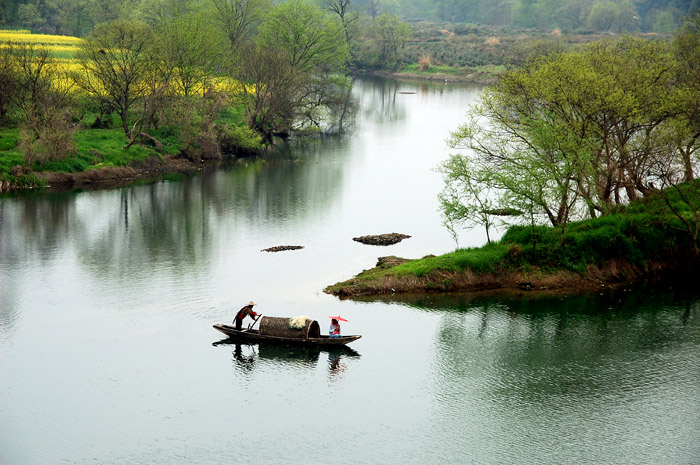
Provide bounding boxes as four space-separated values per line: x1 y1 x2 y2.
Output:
261 245 305 252
352 233 411 246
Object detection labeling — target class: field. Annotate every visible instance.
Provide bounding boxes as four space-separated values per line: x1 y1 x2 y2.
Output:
395 21 656 81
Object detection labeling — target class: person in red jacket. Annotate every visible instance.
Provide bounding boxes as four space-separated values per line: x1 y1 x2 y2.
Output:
329 318 341 338
234 301 258 330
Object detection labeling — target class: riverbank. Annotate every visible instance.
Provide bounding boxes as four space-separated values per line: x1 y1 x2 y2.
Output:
17 155 210 192
0 153 222 192
0 118 262 193
324 254 692 297
368 67 501 85
325 182 700 298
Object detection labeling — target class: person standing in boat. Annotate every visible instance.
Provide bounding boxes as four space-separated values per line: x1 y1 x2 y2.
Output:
329 318 341 338
234 301 258 330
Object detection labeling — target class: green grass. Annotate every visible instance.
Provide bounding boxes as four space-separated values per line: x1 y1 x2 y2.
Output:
0 128 23 175
393 242 510 276
0 124 176 179
332 180 700 292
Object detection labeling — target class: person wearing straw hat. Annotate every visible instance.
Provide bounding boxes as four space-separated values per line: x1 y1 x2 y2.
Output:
234 301 258 330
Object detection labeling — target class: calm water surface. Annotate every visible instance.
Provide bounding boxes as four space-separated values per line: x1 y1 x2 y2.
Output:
1 78 699 464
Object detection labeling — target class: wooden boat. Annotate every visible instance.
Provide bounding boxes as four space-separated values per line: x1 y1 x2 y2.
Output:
213 324 362 346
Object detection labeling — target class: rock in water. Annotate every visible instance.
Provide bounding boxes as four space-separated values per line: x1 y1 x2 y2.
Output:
261 245 304 252
352 233 411 246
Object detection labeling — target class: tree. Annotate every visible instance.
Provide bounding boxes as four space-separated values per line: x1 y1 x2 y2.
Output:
438 154 500 244
8 43 78 164
654 10 677 33
672 11 700 181
368 13 411 68
156 13 225 96
237 44 304 136
256 0 349 73
442 37 687 246
75 20 166 146
211 0 268 52
324 0 358 42
235 0 353 138
0 43 20 123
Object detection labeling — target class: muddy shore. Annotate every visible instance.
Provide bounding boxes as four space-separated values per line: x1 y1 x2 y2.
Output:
0 155 214 193
360 69 498 85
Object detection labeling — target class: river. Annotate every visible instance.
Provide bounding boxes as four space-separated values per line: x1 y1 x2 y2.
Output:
1 77 699 464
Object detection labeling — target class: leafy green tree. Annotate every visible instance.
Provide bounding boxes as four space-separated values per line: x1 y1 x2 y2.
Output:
672 12 700 181
235 0 353 138
256 0 349 73
324 0 358 42
442 37 687 245
54 0 96 36
17 3 47 31
237 44 304 136
0 43 20 123
367 13 411 68
6 43 78 164
438 154 501 244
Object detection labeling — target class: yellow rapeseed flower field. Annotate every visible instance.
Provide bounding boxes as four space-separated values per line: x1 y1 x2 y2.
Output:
2 30 247 97
0 30 83 46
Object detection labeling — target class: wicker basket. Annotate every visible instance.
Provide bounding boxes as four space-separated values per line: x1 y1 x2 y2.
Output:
259 316 321 339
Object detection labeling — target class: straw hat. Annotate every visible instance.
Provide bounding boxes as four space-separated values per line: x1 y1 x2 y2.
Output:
249 301 256 306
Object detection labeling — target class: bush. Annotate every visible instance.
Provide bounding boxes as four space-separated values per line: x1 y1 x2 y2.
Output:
20 107 78 165
418 55 431 71
218 123 263 157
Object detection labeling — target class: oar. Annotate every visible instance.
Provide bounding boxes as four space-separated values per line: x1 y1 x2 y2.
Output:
247 314 262 330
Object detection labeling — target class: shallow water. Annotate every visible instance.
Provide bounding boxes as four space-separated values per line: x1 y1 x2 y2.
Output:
1 78 699 464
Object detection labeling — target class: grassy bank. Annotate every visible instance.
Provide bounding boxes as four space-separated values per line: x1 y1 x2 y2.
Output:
325 181 700 297
0 123 181 189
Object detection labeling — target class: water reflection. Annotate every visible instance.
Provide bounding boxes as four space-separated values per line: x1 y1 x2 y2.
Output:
0 151 347 277
214 341 360 378
356 77 407 123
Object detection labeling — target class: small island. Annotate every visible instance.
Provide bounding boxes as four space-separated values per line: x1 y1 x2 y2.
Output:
326 181 700 297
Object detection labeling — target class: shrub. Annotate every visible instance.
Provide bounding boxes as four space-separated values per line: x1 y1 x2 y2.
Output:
20 107 78 165
418 55 431 71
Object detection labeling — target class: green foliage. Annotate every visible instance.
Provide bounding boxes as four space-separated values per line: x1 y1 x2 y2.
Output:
256 0 349 72
156 13 226 96
444 35 693 243
357 14 411 69
383 182 699 286
235 0 353 138
219 123 263 152
500 204 692 271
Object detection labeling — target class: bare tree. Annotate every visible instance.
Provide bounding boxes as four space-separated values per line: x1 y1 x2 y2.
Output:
75 20 168 147
211 0 264 52
324 0 357 42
